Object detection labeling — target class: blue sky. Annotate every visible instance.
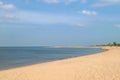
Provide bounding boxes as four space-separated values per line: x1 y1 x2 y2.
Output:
0 0 120 46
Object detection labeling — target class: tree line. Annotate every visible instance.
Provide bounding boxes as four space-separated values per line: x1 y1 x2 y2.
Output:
96 42 120 46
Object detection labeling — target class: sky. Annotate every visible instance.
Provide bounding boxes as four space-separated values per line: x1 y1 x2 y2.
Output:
0 0 120 46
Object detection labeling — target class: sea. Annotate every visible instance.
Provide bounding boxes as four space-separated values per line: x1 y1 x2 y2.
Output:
0 47 104 70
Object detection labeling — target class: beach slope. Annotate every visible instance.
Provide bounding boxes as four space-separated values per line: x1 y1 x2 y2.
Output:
0 47 120 80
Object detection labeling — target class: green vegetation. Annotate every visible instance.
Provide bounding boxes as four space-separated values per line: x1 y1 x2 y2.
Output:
97 42 120 46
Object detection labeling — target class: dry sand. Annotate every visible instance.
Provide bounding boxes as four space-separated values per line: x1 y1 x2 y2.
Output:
0 47 120 80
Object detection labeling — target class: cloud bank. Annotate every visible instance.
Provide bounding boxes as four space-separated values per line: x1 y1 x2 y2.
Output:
0 1 15 10
0 0 16 21
38 0 77 4
92 0 120 7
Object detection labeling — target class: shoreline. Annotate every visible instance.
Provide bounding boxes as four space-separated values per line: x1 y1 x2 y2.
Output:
0 47 120 80
0 47 104 71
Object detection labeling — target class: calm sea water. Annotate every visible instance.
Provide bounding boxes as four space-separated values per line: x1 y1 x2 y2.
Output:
0 47 104 70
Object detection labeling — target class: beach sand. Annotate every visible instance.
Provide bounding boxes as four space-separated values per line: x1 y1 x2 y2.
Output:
0 47 120 80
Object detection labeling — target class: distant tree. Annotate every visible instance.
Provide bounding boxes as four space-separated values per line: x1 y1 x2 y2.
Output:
113 42 117 46
96 42 120 47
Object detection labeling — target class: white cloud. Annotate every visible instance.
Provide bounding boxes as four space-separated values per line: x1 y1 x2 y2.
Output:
0 0 16 21
38 0 77 4
2 14 15 19
40 0 60 3
0 0 84 25
11 10 84 26
0 1 15 10
92 0 120 7
78 10 97 16
3 4 15 10
0 10 85 27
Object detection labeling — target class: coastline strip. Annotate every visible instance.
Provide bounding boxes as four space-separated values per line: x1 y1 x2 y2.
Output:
0 47 120 80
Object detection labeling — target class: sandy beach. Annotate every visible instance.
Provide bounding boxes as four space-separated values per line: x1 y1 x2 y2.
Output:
0 47 120 80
